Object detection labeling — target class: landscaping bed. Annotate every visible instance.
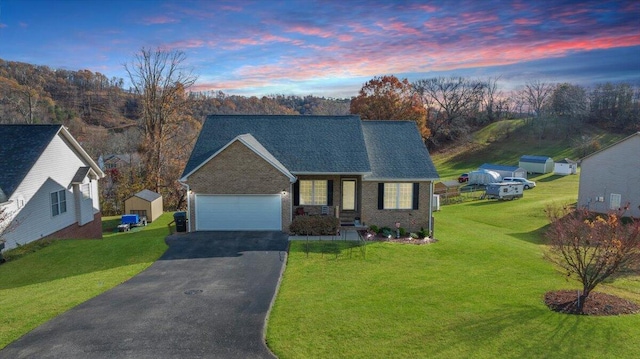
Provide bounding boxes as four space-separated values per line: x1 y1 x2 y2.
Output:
544 290 640 316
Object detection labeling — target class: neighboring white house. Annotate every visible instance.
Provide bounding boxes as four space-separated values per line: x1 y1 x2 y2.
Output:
0 125 105 251
519 155 554 174
554 158 577 175
577 132 640 218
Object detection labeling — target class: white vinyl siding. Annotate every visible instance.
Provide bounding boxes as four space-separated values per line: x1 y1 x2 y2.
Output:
51 190 67 216
384 183 413 209
299 180 327 205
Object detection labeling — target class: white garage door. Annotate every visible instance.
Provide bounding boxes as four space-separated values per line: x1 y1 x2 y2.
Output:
195 194 282 231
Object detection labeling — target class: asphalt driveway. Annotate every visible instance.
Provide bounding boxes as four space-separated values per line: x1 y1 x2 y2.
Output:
0 231 289 359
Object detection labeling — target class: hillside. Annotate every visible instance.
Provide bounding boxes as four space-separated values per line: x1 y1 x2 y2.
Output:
432 119 630 180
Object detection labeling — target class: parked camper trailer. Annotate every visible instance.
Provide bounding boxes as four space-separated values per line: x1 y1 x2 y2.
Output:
468 169 501 185
484 182 524 200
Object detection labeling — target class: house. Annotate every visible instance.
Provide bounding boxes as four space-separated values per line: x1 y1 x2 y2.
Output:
100 153 141 171
554 158 577 175
124 189 163 222
0 125 105 250
519 155 554 174
478 163 527 179
577 132 640 218
179 115 439 233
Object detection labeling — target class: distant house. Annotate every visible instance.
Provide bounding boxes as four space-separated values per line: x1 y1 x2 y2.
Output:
478 163 527 179
100 153 141 171
0 125 105 250
180 115 439 233
554 158 577 175
519 155 554 174
577 132 640 218
124 189 163 222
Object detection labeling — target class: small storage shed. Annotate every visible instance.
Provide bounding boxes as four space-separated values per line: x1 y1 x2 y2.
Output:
434 180 461 204
468 169 501 185
554 158 577 175
519 155 554 174
479 163 527 179
124 189 163 222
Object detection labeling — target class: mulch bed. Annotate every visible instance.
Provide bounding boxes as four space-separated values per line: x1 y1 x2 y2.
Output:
363 233 438 245
544 290 640 316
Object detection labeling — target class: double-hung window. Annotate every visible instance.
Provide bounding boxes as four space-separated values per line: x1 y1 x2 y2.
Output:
383 183 413 209
51 189 67 217
299 180 328 205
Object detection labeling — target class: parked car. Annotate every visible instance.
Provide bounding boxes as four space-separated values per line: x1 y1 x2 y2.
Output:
458 173 469 183
503 177 536 189
117 214 148 232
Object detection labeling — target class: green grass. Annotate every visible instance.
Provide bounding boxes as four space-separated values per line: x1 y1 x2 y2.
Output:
432 119 627 180
0 213 170 349
266 173 640 358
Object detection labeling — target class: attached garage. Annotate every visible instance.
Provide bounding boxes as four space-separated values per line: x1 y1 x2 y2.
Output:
195 194 282 231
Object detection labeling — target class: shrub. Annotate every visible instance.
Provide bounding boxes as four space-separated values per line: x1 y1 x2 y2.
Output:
399 227 407 237
289 216 340 235
410 232 419 239
418 227 429 238
369 225 379 233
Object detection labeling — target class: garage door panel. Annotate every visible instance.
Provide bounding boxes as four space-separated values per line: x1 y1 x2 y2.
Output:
196 195 281 231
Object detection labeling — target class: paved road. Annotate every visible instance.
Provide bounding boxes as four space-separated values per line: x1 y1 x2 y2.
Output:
0 231 289 359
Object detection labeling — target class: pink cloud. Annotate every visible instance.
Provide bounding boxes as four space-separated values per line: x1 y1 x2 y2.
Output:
513 18 540 26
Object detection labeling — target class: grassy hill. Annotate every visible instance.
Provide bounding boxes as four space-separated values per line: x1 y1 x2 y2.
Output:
432 119 628 180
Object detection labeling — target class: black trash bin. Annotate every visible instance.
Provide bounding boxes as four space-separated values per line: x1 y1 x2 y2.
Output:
173 212 187 232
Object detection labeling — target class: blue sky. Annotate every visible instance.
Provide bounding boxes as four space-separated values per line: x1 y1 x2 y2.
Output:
0 0 638 97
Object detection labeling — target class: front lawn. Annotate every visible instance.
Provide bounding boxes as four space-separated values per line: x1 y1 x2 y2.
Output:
266 173 640 358
0 213 170 349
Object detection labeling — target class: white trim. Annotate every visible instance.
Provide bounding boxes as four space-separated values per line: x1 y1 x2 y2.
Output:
364 177 439 182
181 134 296 182
293 171 370 176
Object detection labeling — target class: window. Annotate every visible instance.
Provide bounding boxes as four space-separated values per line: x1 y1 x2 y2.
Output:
383 183 413 209
299 180 328 205
51 190 67 216
610 193 622 210
81 183 91 199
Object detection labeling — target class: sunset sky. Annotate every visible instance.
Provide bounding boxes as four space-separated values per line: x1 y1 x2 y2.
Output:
0 0 638 97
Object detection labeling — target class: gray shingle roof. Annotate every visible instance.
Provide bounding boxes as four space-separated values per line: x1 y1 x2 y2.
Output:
182 115 371 178
520 155 552 163
134 189 162 202
361 121 439 180
0 124 61 199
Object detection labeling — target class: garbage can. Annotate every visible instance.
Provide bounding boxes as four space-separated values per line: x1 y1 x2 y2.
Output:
174 212 187 232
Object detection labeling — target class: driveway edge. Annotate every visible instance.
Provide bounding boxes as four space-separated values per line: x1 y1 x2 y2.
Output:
262 241 290 359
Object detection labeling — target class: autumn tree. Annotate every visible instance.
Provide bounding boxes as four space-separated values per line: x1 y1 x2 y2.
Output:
545 206 640 314
124 48 197 193
350 75 429 138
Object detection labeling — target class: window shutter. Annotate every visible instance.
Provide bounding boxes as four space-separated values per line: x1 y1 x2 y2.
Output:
327 180 333 206
412 183 420 210
378 183 384 210
293 181 300 206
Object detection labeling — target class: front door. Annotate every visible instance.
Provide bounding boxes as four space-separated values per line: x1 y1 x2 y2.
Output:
341 179 356 211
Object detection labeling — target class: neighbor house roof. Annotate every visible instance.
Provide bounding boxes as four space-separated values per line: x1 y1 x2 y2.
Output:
479 163 525 172
361 121 439 180
182 115 371 178
132 189 162 202
182 115 439 182
0 125 61 199
0 124 105 199
520 155 552 163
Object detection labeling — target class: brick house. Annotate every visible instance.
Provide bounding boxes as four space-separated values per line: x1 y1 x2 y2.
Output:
179 115 439 233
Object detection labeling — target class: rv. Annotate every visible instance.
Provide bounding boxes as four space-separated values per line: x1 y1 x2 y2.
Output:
484 182 524 200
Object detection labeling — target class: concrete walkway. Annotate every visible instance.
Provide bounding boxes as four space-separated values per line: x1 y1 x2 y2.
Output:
0 231 289 359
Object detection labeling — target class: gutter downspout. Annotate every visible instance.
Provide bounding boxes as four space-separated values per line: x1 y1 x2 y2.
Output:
429 181 434 238
178 180 191 233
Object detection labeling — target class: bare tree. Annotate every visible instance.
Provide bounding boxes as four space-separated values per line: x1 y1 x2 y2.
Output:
413 76 485 147
520 80 553 120
124 48 197 192
545 205 640 313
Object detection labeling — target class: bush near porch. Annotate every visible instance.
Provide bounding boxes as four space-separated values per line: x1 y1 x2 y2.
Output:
289 215 340 235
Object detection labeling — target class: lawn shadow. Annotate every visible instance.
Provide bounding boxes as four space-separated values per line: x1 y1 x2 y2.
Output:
509 224 550 245
537 175 566 183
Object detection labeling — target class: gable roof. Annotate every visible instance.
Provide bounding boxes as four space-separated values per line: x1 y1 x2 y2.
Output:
520 155 552 163
182 115 371 178
0 124 104 199
556 158 577 164
133 189 162 202
182 115 439 182
580 132 640 161
361 121 439 180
